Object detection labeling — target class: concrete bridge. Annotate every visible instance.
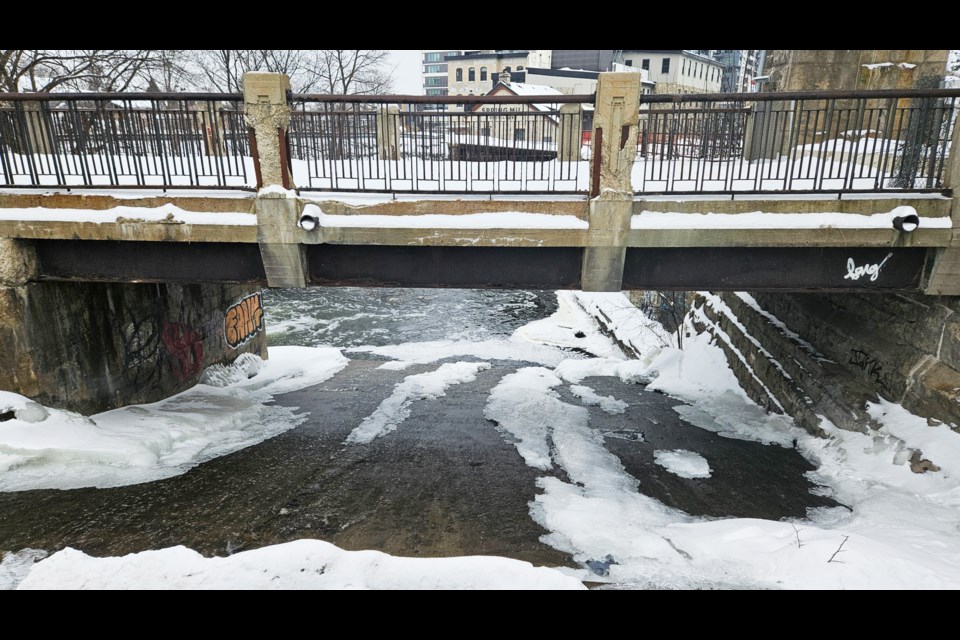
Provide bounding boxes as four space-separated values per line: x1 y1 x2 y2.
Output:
2 72 960 432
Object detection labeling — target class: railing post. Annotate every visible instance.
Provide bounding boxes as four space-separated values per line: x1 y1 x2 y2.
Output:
558 103 582 162
244 72 307 288
377 105 399 161
21 101 53 156
243 72 293 189
582 72 640 292
924 113 960 295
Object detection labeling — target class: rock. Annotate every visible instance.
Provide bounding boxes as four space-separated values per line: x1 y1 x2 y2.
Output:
909 450 941 474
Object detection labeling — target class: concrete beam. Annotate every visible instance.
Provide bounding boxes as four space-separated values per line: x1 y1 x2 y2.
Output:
581 190 632 291
256 191 308 288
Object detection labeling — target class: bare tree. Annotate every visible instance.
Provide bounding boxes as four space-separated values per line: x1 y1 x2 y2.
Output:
190 50 393 95
0 50 159 93
313 50 393 94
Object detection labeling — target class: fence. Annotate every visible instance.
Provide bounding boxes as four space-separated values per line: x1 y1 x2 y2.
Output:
0 92 251 189
288 94 590 194
636 88 960 195
2 86 959 196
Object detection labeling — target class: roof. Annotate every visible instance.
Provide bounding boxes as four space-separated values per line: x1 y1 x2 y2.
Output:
471 83 566 119
502 82 563 97
445 51 529 62
525 67 600 80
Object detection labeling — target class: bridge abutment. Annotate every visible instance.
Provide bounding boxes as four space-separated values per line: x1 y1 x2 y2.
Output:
0 237 266 414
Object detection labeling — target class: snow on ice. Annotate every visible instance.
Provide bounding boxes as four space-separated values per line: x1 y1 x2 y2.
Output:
345 362 491 444
0 347 348 491
653 450 712 479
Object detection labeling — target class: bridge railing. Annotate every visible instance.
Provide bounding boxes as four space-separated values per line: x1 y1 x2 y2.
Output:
287 94 592 194
636 88 960 195
0 92 253 190
2 85 960 196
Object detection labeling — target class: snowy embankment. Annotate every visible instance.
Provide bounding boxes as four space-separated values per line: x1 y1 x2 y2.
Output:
9 540 584 590
487 291 960 589
0 347 347 491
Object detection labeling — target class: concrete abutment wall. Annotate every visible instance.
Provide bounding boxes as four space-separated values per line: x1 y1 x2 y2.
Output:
0 239 267 416
689 290 960 436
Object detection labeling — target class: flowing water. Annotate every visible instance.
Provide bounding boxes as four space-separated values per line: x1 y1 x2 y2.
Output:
0 287 836 581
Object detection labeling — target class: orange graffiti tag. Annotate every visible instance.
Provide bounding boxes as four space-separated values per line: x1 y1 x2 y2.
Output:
225 292 264 348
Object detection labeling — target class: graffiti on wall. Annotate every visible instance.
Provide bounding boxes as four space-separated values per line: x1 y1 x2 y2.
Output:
844 253 893 283
161 320 204 382
122 306 164 389
225 292 264 348
849 348 884 385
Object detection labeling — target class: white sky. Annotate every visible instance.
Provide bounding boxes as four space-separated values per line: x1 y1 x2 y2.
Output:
387 50 423 95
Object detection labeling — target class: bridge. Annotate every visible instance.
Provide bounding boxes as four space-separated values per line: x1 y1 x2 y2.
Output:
2 72 960 420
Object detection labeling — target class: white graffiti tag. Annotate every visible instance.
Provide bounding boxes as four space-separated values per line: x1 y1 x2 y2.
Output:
844 253 893 282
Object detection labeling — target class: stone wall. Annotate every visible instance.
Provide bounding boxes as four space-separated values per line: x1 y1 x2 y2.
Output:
689 290 960 434
0 280 267 414
764 50 948 92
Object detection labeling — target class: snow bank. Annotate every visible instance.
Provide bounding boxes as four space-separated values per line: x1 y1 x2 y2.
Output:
15 540 584 590
537 288 960 588
515 291 625 359
653 450 712 479
0 549 47 591
345 362 490 444
0 347 348 491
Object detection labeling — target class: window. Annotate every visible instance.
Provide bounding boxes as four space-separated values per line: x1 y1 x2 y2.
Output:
424 52 442 62
661 58 670 74
424 64 445 74
480 66 487 81
682 60 686 75
517 65 524 70
625 59 632 66
641 59 649 70
468 67 475 81
455 68 462 82
514 129 525 142
425 77 447 87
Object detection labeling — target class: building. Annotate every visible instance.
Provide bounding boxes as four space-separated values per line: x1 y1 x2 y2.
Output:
421 50 463 97
548 50 722 93
451 80 571 161
711 50 763 93
446 50 553 97
630 51 723 93
550 50 619 72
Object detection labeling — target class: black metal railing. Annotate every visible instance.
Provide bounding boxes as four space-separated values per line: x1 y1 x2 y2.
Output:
636 88 960 195
1 88 958 196
288 94 591 194
0 92 252 190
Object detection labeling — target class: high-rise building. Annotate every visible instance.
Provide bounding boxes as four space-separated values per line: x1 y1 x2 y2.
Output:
710 50 763 93
421 50 464 97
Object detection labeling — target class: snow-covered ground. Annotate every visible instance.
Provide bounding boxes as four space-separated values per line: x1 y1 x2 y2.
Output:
12 540 583 590
3 290 960 589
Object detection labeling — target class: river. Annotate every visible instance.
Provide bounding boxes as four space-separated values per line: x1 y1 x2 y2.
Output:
0 288 835 580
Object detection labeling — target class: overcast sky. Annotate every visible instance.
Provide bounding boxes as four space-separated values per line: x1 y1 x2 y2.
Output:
387 50 423 95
